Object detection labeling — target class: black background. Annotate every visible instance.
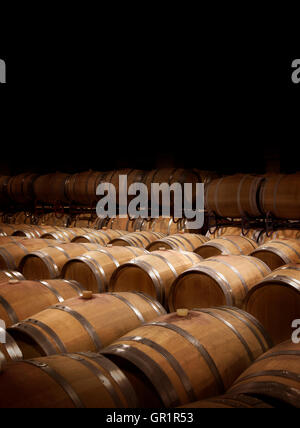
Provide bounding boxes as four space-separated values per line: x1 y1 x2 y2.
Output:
0 16 299 177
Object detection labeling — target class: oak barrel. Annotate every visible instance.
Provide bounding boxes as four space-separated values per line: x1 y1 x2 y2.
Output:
244 264 300 345
7 292 166 359
0 239 61 271
34 173 70 203
7 173 39 205
0 279 84 327
195 235 258 258
19 243 102 280
259 174 300 219
40 227 91 242
0 175 10 206
109 231 166 248
146 233 208 252
109 250 202 308
62 246 148 293
71 229 126 244
168 255 271 311
229 340 300 408
180 394 272 408
250 239 300 270
102 307 272 407
205 174 264 218
0 353 137 408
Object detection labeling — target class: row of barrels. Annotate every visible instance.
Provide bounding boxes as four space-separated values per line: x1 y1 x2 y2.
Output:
0 213 188 234
0 168 215 207
0 294 299 408
206 173 300 220
1 235 300 345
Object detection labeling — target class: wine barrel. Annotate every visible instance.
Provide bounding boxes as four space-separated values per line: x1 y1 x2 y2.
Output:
180 394 273 408
0 175 10 206
0 353 137 408
7 292 166 359
109 250 202 308
102 215 138 232
144 168 201 203
229 340 300 408
19 243 103 280
146 233 208 252
65 171 107 205
0 239 61 271
0 279 84 327
71 229 126 245
144 217 186 235
205 174 264 218
263 229 300 243
0 224 19 236
168 255 271 311
7 173 39 204
250 239 300 270
195 236 258 259
11 225 59 239
108 169 147 201
62 247 148 293
40 227 91 242
0 236 26 245
109 231 166 248
102 307 272 407
260 174 300 220
0 270 25 284
244 264 300 345
34 173 70 203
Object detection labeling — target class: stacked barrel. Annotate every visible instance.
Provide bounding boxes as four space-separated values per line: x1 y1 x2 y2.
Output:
0 169 299 409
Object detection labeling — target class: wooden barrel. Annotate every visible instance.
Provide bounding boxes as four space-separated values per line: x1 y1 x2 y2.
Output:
0 279 84 327
62 247 148 293
37 212 70 227
263 229 300 243
71 229 126 245
65 171 107 204
11 225 59 239
180 394 273 408
250 239 300 270
146 233 208 252
244 264 300 345
7 173 39 204
205 174 264 218
34 173 70 203
0 353 137 408
0 236 26 245
168 255 271 311
0 270 25 284
19 243 103 280
195 236 258 258
144 168 201 203
110 231 166 248
7 292 166 359
0 239 61 271
107 169 146 200
109 250 202 308
0 175 10 206
0 224 19 236
40 227 91 242
102 216 138 232
144 217 186 235
259 174 300 220
229 340 300 408
102 307 272 407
